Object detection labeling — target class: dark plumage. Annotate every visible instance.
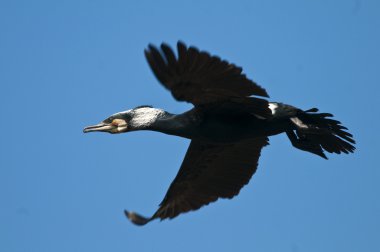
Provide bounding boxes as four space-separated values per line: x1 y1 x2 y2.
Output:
84 41 355 226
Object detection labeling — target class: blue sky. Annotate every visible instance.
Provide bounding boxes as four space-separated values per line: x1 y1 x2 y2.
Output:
1 0 379 251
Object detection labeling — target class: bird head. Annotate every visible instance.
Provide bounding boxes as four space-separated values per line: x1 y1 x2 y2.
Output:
83 112 130 134
83 105 164 134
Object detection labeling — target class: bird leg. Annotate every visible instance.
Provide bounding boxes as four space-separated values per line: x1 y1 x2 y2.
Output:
289 116 330 135
286 130 327 159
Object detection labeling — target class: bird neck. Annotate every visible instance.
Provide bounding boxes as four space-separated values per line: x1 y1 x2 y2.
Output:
146 113 189 136
127 108 167 129
128 108 184 134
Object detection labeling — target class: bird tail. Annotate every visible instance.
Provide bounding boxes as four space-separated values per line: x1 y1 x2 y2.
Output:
285 107 355 159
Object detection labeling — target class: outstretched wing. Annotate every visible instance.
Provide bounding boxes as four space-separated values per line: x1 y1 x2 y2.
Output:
125 137 269 225
144 41 271 118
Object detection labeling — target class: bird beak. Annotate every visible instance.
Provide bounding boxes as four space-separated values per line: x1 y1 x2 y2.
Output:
83 122 116 133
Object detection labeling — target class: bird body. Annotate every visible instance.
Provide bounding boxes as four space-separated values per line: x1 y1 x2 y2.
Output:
84 42 355 226
94 103 295 143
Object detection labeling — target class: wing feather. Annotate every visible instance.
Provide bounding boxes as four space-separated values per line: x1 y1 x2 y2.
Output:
145 41 270 109
125 137 269 225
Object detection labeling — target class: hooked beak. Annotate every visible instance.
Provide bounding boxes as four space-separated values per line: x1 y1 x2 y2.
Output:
83 122 116 133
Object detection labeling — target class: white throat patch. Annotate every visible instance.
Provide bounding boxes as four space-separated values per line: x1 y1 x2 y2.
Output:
129 107 166 128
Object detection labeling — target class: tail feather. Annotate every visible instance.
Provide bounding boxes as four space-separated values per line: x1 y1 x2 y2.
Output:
288 107 355 158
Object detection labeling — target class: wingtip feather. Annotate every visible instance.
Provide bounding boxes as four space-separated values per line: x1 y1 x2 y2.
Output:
124 210 152 226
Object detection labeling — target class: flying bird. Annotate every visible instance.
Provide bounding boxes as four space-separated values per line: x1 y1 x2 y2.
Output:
83 41 355 226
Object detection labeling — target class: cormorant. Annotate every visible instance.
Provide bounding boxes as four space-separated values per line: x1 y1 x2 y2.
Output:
83 41 355 226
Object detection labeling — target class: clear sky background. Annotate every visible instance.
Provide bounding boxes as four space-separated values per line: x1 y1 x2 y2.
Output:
1 0 379 251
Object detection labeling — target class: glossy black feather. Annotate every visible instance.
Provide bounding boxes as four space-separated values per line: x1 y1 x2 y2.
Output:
145 42 269 108
126 138 269 224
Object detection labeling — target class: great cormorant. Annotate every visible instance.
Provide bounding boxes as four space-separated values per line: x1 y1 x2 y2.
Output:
83 41 355 226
